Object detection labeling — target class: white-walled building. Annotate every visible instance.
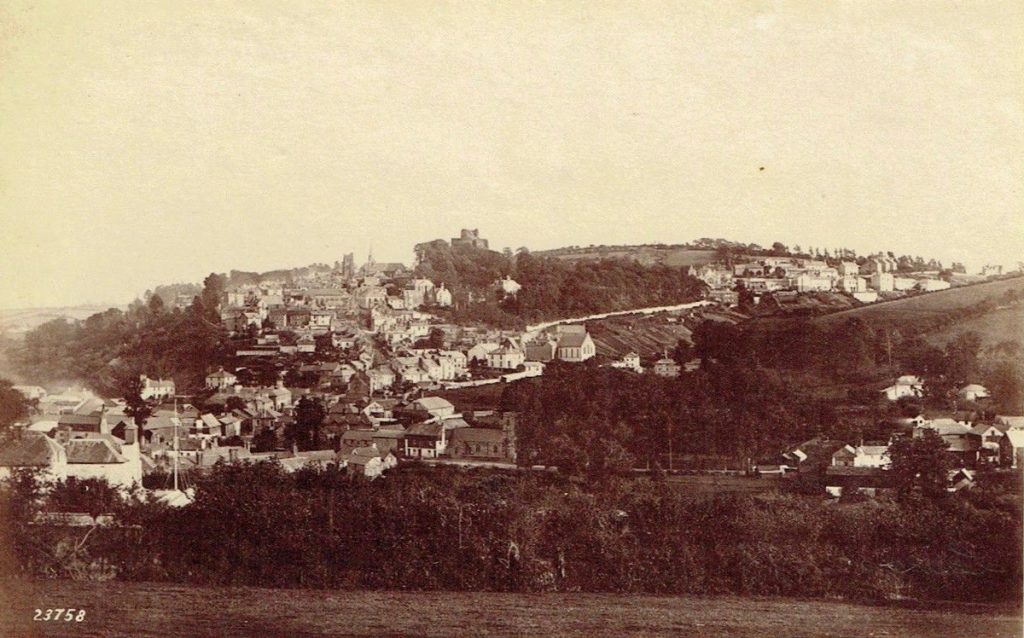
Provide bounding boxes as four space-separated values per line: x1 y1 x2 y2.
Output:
831 444 890 468
555 327 596 362
206 368 238 391
869 272 894 292
139 375 175 401
881 375 924 401
917 279 951 292
435 284 453 307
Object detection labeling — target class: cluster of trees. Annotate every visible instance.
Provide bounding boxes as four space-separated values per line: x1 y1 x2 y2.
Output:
10 275 231 395
499 362 850 471
2 464 1019 602
692 312 1023 413
0 378 32 440
415 242 706 325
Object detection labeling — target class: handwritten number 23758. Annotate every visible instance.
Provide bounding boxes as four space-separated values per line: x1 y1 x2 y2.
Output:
34 609 86 622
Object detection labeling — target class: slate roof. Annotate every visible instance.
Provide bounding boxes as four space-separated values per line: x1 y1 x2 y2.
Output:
65 438 127 464
74 398 106 415
413 397 454 412
922 419 971 436
557 333 590 348
341 429 375 442
200 414 221 429
144 415 182 431
295 449 339 463
406 422 444 438
449 428 506 444
0 433 64 467
442 417 471 430
348 446 384 465
969 424 1002 437
58 414 103 429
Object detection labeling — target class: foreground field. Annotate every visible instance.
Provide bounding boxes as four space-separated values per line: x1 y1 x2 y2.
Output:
1 579 1020 638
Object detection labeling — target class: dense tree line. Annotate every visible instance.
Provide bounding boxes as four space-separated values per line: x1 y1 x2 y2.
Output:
415 242 706 324
1 464 1019 603
500 362 858 470
695 311 1024 413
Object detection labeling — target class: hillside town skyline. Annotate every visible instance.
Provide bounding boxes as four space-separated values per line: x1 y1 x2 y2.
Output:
2 228 1018 311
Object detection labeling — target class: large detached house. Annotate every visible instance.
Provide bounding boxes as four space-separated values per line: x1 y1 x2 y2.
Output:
831 444 889 468
651 357 681 378
404 422 448 458
206 368 238 391
487 339 525 370
881 375 924 401
139 375 176 400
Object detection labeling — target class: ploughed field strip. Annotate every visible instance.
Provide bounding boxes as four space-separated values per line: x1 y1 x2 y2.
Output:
3 579 1021 638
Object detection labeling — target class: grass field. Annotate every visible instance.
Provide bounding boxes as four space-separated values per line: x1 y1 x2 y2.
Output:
813 277 1024 328
924 304 1024 347
2 579 1020 638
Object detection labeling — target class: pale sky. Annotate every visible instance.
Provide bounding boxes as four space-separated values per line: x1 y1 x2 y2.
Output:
1 1 1022 308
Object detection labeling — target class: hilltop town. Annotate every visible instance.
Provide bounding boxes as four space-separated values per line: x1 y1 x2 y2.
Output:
1 229 1021 503
0 227 1022 609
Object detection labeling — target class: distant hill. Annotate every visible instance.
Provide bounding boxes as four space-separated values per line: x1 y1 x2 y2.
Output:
534 245 718 268
0 305 125 339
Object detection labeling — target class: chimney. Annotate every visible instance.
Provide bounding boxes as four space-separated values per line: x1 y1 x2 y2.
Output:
123 421 138 446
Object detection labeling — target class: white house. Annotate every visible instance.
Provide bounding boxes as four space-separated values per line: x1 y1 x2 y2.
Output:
831 444 890 469
837 262 860 277
487 339 525 370
206 368 238 391
139 375 175 401
435 284 453 307
497 276 522 297
651 357 681 378
467 342 499 364
795 274 833 292
917 279 951 292
881 375 924 401
838 276 867 293
64 431 142 490
611 352 642 373
869 272 894 292
347 445 398 479
958 384 990 402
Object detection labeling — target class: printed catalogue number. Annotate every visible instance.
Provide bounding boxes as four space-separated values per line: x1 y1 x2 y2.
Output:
34 609 86 622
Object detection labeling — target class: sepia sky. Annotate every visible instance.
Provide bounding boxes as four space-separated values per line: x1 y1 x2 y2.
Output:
1 1 1022 308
